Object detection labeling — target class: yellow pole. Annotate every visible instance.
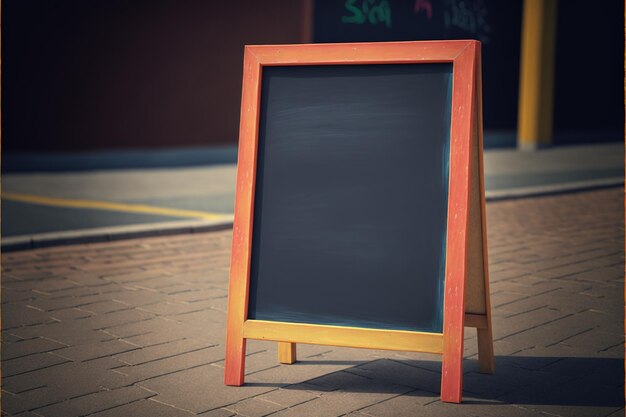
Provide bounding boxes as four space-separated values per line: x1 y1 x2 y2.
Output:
517 0 558 150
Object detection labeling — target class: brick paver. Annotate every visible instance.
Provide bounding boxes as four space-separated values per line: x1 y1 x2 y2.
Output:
2 188 624 416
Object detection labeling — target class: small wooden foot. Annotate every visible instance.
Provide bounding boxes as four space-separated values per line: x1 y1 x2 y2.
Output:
278 342 296 364
477 326 495 374
441 345 463 403
224 337 246 386
465 313 495 374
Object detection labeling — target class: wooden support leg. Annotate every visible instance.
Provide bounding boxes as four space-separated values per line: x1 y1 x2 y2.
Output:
224 334 246 385
465 313 495 374
278 342 297 364
475 41 495 376
441 333 464 403
477 325 495 374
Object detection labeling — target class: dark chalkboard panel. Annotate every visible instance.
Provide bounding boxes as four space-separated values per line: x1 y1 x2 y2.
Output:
247 64 453 333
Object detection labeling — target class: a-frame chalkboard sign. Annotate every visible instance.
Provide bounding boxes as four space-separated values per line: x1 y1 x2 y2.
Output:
224 40 494 403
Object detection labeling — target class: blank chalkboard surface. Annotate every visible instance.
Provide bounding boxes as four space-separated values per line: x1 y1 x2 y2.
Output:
247 63 453 333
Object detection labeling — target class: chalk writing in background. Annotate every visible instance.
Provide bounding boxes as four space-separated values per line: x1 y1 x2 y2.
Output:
339 0 492 44
342 0 393 29
443 0 491 43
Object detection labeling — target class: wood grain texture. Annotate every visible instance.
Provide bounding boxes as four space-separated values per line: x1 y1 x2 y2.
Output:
465 85 487 317
440 41 478 404
244 320 444 354
224 48 262 386
278 342 297 364
465 313 488 329
246 40 469 66
474 43 495 375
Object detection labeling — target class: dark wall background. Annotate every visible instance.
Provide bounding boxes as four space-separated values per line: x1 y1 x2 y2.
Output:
2 0 623 152
2 0 309 152
552 0 624 144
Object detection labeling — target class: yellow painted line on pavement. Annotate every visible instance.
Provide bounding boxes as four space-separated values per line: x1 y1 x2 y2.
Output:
2 191 228 221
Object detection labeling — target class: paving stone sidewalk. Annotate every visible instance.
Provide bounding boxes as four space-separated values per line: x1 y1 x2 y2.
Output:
2 188 624 417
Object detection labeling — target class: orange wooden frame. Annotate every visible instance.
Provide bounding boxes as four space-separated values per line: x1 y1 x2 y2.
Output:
224 40 488 404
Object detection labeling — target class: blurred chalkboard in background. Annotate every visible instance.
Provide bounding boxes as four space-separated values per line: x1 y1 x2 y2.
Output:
314 0 624 146
314 0 523 138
